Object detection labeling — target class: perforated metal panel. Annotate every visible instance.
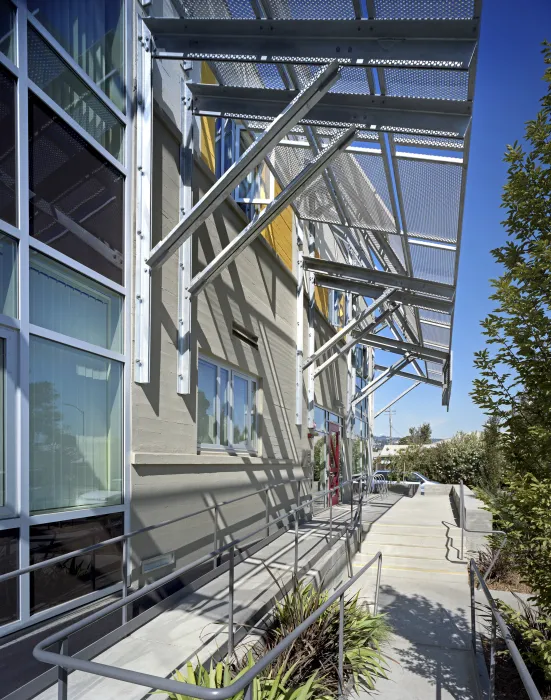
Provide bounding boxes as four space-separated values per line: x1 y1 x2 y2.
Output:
419 309 452 325
397 158 463 241
384 69 469 101
372 0 474 19
268 0 356 19
421 322 451 347
410 244 456 286
394 133 464 150
174 0 255 19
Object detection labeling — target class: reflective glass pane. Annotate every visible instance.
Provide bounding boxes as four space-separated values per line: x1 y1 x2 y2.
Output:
0 528 18 624
314 406 326 434
251 381 257 450
0 234 17 318
30 251 123 352
0 340 4 507
0 0 15 61
27 1 125 112
220 367 229 447
28 26 124 161
232 375 248 448
0 65 16 226
29 95 124 284
198 359 217 445
29 337 123 513
30 513 123 614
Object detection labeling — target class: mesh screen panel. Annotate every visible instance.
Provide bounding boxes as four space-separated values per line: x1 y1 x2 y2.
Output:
373 0 474 19
419 309 452 325
384 69 469 101
394 133 464 150
175 0 255 18
421 322 450 347
410 244 456 285
267 0 356 19
397 159 462 241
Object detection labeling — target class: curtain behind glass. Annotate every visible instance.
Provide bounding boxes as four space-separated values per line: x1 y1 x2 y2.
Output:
29 337 123 513
28 0 125 112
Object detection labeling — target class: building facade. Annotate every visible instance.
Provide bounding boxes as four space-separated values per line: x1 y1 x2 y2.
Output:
0 0 364 636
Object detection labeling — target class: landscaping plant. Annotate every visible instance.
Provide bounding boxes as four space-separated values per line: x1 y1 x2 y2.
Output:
239 579 390 698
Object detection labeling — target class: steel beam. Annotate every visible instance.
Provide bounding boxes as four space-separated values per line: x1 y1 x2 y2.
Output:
303 289 395 370
134 20 153 384
189 84 471 138
312 305 397 379
188 127 356 296
374 364 442 387
374 382 422 418
303 255 455 300
358 333 448 363
147 61 340 269
147 18 477 69
313 275 454 315
351 356 412 408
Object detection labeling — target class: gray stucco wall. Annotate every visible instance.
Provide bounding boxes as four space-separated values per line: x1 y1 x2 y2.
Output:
129 100 348 579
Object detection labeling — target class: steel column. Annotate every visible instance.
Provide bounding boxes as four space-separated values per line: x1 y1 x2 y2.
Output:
295 219 304 425
307 222 316 429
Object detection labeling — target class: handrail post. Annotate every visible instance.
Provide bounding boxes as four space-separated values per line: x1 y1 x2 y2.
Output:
228 545 235 658
489 614 497 700
265 486 270 539
470 565 477 654
244 683 253 700
374 554 382 615
213 504 219 569
460 480 465 560
57 639 68 700
338 593 345 699
121 538 129 625
294 507 299 577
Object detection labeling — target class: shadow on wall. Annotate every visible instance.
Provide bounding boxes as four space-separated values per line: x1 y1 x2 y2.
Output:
376 583 475 699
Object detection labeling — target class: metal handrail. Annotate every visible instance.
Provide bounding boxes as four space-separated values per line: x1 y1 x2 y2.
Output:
459 481 507 581
35 530 380 699
33 474 366 699
0 475 311 587
469 560 541 700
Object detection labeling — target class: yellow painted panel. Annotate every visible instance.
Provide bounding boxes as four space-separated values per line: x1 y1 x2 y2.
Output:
200 63 217 172
260 181 293 272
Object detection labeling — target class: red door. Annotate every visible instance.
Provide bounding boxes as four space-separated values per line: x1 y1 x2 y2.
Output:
327 422 340 506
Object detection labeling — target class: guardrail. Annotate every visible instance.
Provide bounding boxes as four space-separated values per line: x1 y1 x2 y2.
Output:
459 481 507 581
33 474 368 700
0 475 313 626
469 560 541 700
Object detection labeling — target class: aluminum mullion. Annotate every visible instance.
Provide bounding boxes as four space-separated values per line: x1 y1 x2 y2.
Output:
134 19 153 384
188 127 356 296
148 61 340 269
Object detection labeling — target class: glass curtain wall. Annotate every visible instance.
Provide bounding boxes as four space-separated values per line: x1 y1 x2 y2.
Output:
312 406 343 513
0 0 129 635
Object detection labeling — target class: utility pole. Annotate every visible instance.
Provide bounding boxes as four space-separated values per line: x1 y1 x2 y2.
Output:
384 408 395 443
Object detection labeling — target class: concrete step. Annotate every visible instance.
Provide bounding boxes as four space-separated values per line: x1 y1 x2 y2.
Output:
353 557 469 579
365 533 450 547
361 543 462 560
367 522 459 535
359 552 467 571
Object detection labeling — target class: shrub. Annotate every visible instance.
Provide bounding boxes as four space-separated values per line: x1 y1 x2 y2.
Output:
241 579 390 698
497 598 551 689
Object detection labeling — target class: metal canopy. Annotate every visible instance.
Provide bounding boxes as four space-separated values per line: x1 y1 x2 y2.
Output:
142 0 480 414
148 18 477 69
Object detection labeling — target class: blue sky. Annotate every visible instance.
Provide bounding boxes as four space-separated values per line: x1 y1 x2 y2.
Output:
373 0 551 439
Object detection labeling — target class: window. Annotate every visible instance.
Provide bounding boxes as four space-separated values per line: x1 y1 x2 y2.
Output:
27 0 125 113
198 357 258 452
0 528 18 624
29 337 123 514
0 0 15 62
29 95 124 284
215 119 274 206
0 64 16 227
0 328 16 518
30 513 123 614
30 251 123 352
28 26 124 161
0 233 17 318
329 290 345 328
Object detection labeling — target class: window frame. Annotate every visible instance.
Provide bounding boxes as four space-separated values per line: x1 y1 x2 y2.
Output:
197 356 258 454
215 119 275 206
0 326 17 520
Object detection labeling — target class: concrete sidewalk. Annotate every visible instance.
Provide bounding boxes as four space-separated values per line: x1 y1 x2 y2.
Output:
352 489 479 700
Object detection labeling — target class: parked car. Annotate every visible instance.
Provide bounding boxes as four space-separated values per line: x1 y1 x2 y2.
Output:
368 470 440 493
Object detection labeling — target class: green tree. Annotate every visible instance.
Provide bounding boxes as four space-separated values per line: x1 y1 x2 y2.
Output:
471 42 551 480
399 422 432 445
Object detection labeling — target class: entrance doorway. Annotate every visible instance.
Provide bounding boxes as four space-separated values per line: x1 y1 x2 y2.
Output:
327 422 340 506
